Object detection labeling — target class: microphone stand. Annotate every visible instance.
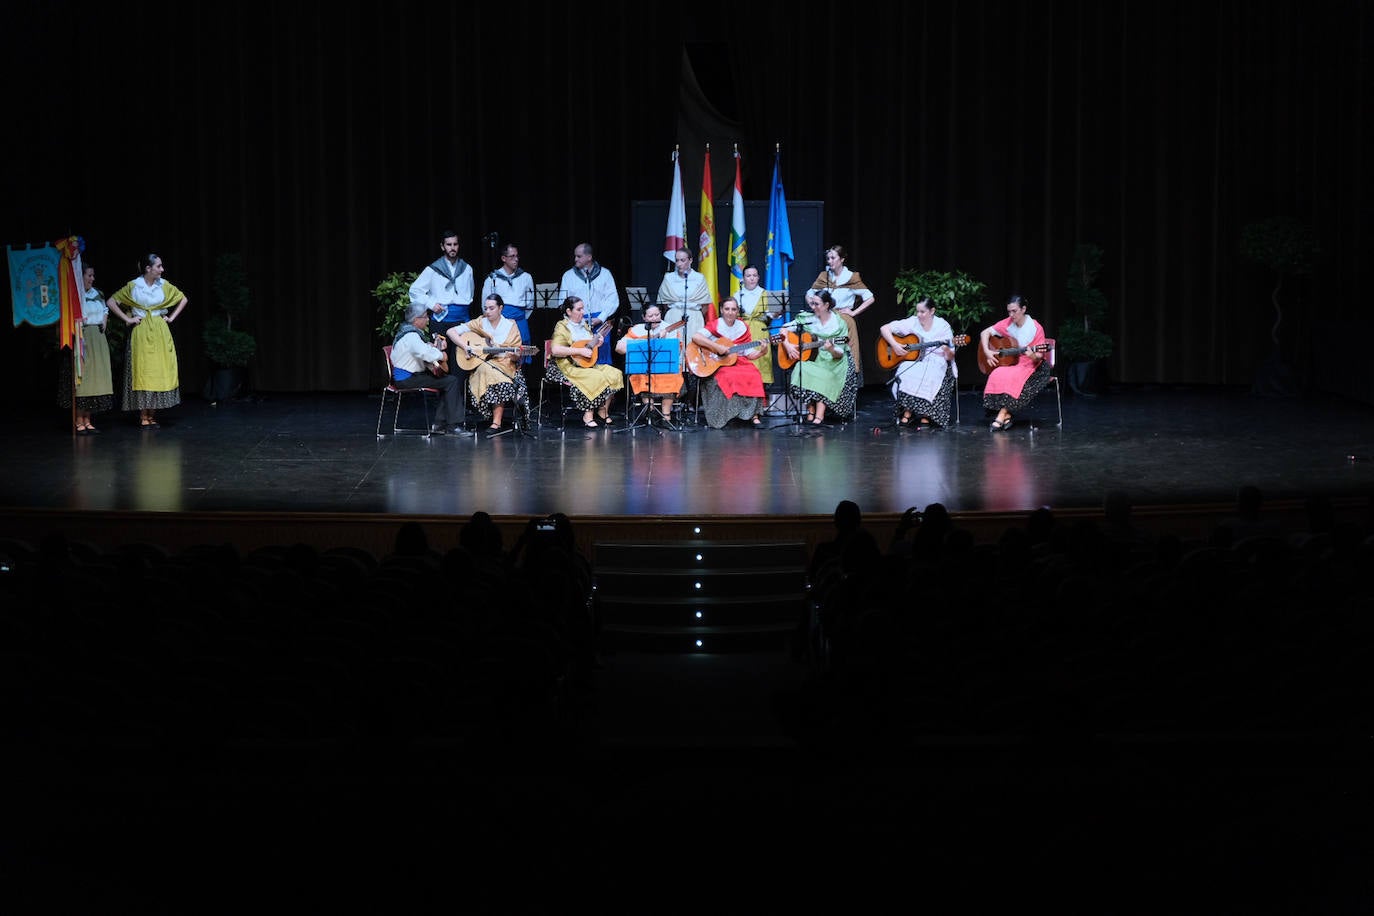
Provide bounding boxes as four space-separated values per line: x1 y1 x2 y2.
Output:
467 327 536 439
760 289 791 424
792 310 811 428
678 271 697 426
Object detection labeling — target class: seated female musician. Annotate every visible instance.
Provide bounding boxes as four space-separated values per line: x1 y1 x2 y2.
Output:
460 293 530 436
980 293 1050 431
615 303 683 425
781 290 858 425
690 296 765 428
877 297 957 428
548 295 623 428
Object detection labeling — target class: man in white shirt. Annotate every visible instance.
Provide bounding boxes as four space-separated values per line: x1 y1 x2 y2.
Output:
559 242 620 366
390 302 464 434
409 229 474 339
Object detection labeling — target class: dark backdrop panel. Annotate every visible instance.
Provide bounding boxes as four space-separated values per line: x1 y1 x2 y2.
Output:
2 1 1368 406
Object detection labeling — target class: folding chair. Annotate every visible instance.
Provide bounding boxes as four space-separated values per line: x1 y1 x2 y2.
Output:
377 345 439 438
1031 337 1063 427
536 340 581 429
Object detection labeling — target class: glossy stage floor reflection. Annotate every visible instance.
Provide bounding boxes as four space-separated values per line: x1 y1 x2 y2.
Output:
8 385 1374 518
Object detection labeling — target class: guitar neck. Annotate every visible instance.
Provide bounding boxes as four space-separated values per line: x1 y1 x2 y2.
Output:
800 336 848 351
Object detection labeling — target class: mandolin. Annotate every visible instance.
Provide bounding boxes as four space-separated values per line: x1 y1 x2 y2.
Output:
875 333 971 370
451 330 538 372
775 331 851 370
685 337 765 378
979 334 1050 375
636 317 686 338
569 320 618 368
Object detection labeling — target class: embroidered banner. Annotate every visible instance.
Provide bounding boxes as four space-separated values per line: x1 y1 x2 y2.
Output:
9 244 62 327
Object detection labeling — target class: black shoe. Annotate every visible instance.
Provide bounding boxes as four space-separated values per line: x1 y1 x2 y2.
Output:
429 425 447 436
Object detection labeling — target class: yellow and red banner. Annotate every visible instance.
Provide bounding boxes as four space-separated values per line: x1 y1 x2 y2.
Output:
698 146 718 323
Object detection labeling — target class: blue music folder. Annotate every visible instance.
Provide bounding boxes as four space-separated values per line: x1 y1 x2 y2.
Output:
624 338 679 375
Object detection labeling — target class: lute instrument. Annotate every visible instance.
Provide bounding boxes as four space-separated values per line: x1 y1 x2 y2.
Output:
569 319 618 368
875 333 971 370
423 333 449 376
979 334 1050 375
775 331 851 371
451 330 538 372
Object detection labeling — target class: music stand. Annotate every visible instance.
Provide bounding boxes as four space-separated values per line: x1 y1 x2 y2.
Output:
618 337 679 433
761 290 798 421
532 280 562 312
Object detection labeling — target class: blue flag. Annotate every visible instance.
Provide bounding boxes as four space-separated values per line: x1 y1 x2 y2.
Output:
763 151 793 292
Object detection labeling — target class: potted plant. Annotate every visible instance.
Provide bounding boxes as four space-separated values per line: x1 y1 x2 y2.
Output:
1238 216 1319 398
892 268 991 336
892 268 990 384
373 270 419 342
202 252 256 404
1057 243 1113 396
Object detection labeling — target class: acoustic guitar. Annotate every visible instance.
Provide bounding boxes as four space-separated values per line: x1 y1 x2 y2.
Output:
979 334 1050 375
874 333 971 370
451 330 538 373
775 331 851 371
569 320 617 368
685 337 766 378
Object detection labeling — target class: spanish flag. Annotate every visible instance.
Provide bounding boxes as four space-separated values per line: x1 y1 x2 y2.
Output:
698 145 719 323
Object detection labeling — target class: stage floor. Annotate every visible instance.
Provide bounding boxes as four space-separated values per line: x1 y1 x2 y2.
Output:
11 382 1374 519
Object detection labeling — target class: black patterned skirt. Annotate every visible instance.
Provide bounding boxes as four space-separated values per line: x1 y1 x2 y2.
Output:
895 371 955 428
981 361 1052 414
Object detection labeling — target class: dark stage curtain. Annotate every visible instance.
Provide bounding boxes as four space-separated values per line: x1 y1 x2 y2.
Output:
3 1 1368 406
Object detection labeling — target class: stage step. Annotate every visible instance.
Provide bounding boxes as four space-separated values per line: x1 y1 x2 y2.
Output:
592 540 808 653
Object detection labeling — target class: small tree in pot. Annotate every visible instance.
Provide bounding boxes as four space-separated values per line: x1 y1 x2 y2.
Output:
1058 243 1113 396
1239 216 1319 398
202 252 256 404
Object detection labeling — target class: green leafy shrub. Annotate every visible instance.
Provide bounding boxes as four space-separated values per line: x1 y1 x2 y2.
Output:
891 268 990 334
373 271 418 341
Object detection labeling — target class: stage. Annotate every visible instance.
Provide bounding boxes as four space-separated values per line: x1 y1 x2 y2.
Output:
9 381 1374 522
